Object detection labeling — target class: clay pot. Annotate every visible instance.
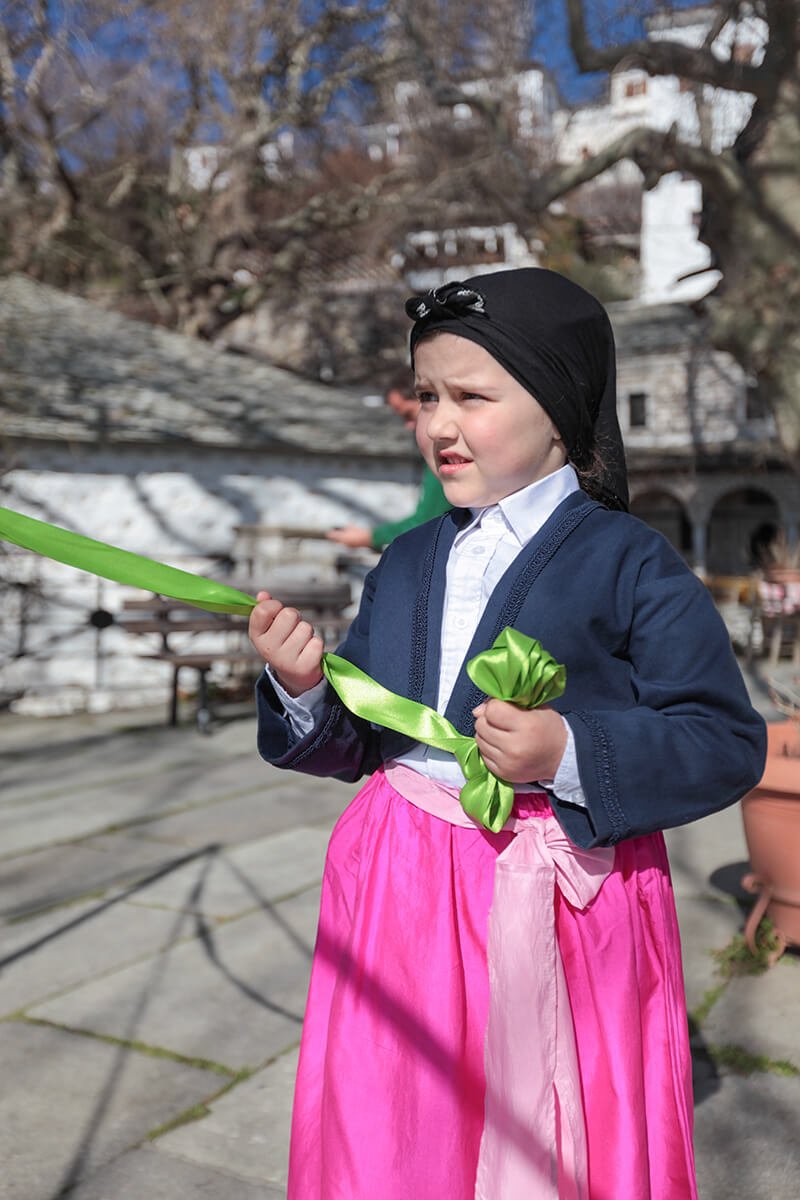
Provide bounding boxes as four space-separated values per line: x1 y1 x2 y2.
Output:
741 721 800 963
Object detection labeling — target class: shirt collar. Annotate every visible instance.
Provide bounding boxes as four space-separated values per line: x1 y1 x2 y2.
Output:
459 464 580 548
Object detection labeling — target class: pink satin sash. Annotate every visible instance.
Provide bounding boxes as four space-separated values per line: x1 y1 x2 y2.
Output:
384 762 615 1200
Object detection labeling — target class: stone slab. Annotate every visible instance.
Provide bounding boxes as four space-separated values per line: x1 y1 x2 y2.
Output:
0 794 149 858
694 1071 800 1200
158 1049 298 1188
0 768 270 858
1 718 252 806
2 698 257 753
2 752 352 860
0 835 188 920
672 892 742 1016
0 896 191 1017
29 888 321 1070
664 803 750 901
0 762 266 854
126 781 349 848
0 705 166 756
126 828 330 918
702 955 800 1066
64 1145 284 1199
0 1021 222 1200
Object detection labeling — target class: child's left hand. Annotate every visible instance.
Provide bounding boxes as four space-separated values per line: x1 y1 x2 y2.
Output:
472 700 567 783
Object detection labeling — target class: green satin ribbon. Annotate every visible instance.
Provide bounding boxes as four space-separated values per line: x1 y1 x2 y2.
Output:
0 505 565 831
0 506 257 615
323 629 565 832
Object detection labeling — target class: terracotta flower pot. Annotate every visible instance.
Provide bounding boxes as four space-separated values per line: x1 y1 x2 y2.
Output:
741 721 800 963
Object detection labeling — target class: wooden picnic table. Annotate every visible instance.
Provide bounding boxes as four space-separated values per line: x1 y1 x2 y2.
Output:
118 579 352 731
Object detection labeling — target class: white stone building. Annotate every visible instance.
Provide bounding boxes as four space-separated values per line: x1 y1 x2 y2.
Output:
0 276 420 715
553 5 766 303
362 5 766 305
401 224 543 291
611 302 798 576
364 67 560 167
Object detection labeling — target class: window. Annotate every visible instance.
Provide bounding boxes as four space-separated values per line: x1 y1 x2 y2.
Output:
628 392 647 428
745 381 769 421
733 43 756 65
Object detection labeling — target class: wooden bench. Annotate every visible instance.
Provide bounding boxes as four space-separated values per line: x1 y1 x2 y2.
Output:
118 580 352 731
118 598 254 729
139 649 261 732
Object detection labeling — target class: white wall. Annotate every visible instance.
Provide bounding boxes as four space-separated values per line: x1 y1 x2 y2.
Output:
1 445 420 715
640 174 721 302
556 10 763 306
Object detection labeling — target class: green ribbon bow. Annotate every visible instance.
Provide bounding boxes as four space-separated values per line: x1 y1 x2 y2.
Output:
323 629 565 832
0 505 565 831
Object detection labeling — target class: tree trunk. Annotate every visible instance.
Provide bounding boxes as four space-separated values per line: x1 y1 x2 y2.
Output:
698 59 800 469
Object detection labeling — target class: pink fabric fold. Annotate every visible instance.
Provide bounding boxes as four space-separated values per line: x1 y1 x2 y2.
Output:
386 763 613 1199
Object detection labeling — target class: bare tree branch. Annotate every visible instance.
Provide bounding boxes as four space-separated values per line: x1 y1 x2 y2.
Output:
565 0 768 96
529 123 744 210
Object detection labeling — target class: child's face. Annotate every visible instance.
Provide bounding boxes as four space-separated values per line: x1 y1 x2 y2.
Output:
414 333 566 508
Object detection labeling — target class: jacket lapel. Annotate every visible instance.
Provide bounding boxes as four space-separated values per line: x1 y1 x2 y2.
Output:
407 508 464 709
443 493 600 733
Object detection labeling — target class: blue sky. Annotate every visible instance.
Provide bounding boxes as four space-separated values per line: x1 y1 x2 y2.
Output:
531 0 707 101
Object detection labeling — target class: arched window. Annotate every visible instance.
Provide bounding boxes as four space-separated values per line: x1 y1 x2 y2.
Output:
630 491 691 558
707 488 781 575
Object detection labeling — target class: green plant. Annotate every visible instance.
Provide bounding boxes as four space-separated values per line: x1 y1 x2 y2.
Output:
712 920 782 978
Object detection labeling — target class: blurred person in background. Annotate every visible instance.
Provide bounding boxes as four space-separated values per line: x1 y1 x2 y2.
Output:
326 371 451 550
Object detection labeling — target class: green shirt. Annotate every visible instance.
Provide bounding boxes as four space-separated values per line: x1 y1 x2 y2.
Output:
371 466 451 550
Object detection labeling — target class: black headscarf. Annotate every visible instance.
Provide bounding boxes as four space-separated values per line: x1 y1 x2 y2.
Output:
405 268 629 511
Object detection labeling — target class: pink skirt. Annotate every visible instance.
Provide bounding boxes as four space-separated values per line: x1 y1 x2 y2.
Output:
287 769 697 1200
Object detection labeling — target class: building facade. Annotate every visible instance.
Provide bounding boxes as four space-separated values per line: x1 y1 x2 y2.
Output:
612 303 797 576
0 276 420 715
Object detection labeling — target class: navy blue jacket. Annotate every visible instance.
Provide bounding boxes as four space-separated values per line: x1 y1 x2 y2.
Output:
256 491 767 849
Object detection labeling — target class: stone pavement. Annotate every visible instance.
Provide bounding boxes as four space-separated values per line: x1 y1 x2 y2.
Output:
1 666 798 1200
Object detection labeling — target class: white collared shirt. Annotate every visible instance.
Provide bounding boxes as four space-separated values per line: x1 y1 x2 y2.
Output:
270 464 586 806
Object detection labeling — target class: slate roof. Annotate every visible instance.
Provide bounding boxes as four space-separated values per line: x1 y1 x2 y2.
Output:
0 274 711 463
0 274 412 459
608 300 697 355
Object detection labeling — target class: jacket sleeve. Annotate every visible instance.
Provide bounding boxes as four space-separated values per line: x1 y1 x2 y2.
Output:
255 562 384 782
553 539 768 848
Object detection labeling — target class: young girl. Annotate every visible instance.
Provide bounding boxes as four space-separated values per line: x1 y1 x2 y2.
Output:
248 269 766 1200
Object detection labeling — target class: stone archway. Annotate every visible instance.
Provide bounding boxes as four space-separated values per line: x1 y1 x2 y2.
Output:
707 487 781 575
630 490 692 560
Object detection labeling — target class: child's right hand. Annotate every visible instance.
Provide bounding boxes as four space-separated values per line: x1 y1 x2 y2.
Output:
248 591 325 697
